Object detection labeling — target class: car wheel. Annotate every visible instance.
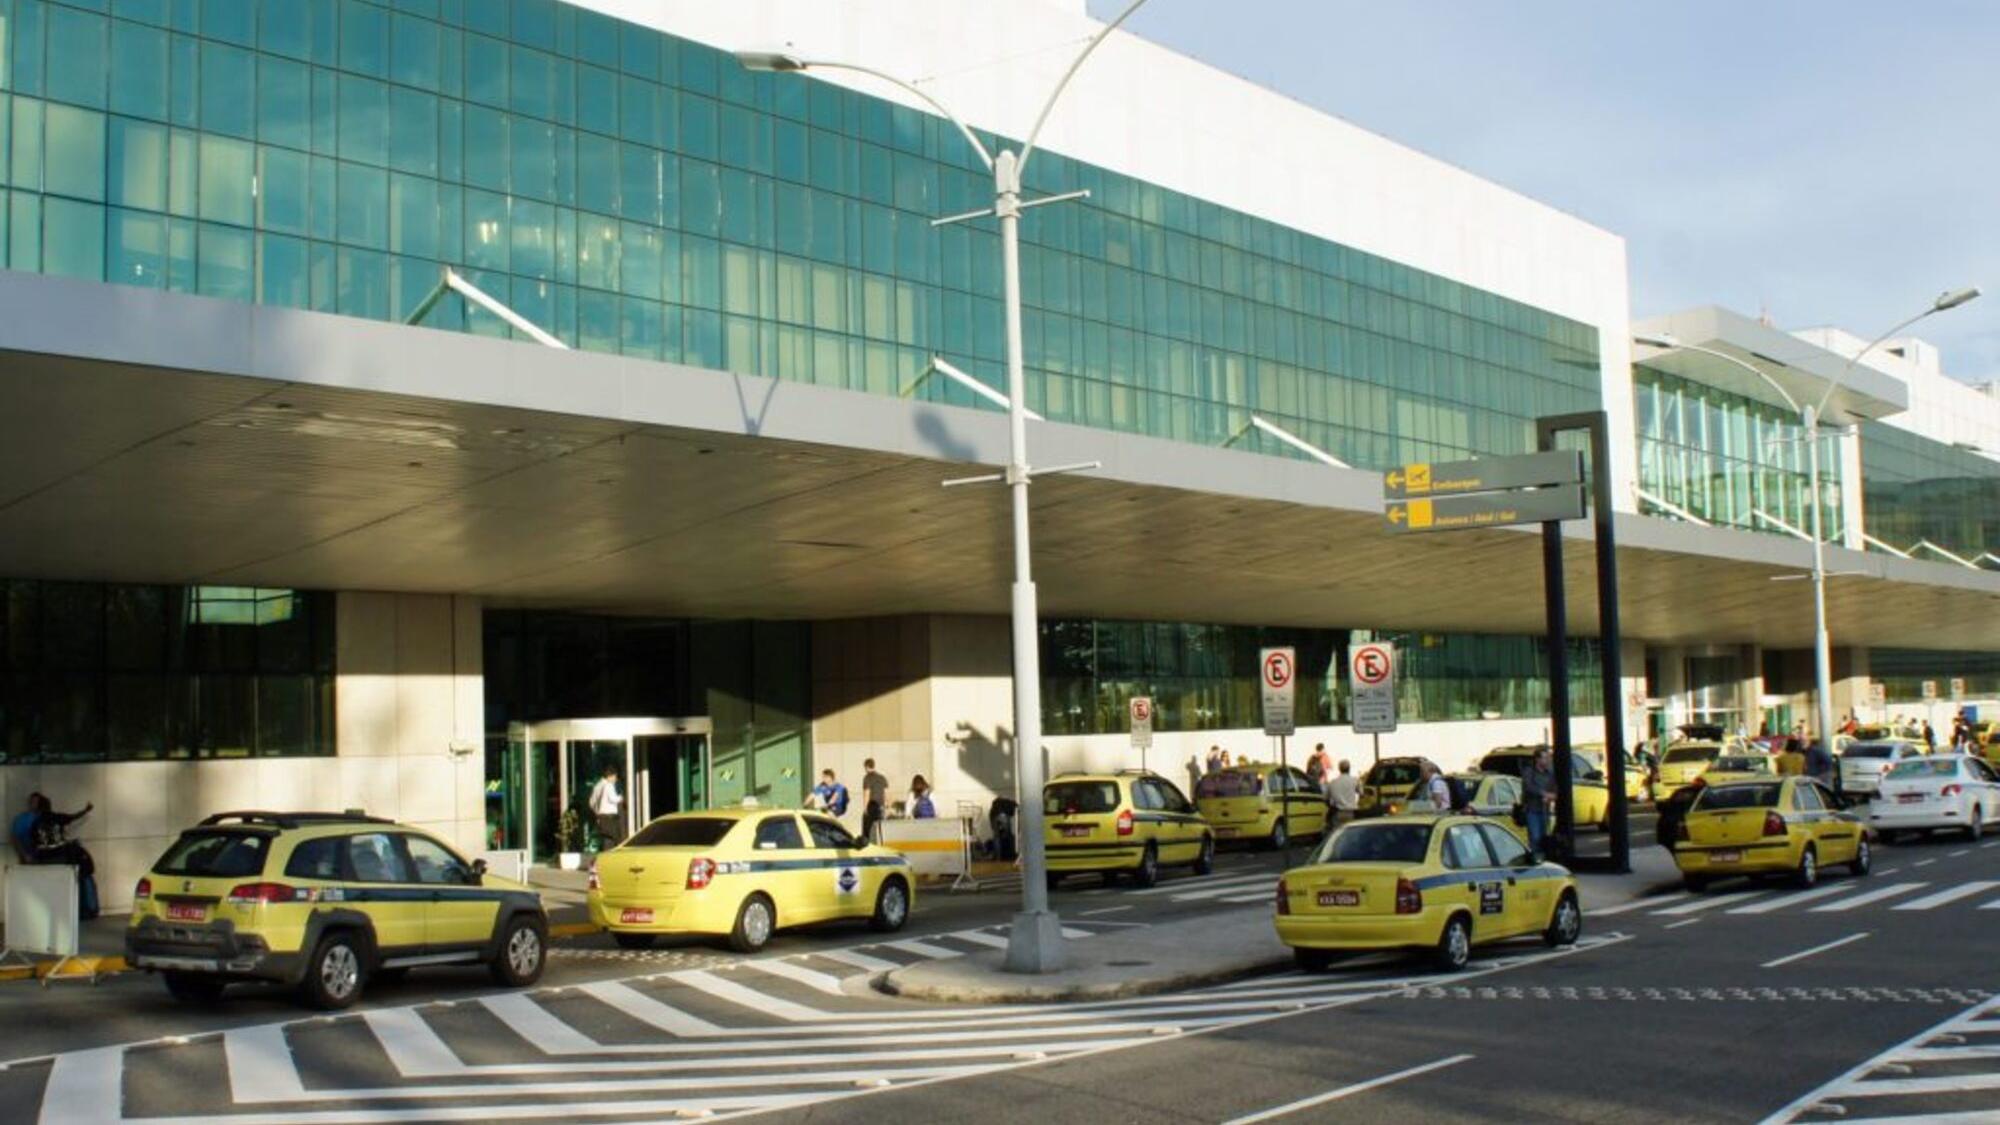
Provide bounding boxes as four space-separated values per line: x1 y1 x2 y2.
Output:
1543 891 1582 948
1969 810 1984 843
1433 914 1472 972
728 894 776 954
1193 835 1216 876
1269 820 1289 852
162 971 227 1004
612 931 656 951
490 914 547 988
1131 843 1160 889
299 931 367 1011
1682 875 1708 894
1294 947 1334 973
869 877 910 933
1849 836 1872 876
1794 845 1818 889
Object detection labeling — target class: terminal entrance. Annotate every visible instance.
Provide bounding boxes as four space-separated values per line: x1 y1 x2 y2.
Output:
498 717 712 863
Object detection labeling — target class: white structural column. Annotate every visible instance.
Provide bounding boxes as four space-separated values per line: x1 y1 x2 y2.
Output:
1804 405 1834 766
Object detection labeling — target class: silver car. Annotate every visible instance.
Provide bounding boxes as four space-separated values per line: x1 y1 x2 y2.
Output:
1840 739 1925 797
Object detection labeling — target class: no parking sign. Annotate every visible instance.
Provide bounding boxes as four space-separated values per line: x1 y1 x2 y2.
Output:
1260 647 1296 737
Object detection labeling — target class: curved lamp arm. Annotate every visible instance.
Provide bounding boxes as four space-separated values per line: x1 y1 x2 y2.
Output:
1815 287 1981 418
735 52 994 170
1018 0 1153 176
1633 334 1801 415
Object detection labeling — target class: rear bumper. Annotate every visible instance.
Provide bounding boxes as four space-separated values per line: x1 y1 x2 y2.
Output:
1672 841 1795 876
125 917 303 983
589 891 732 935
1044 841 1145 873
1866 804 1961 831
1276 910 1444 952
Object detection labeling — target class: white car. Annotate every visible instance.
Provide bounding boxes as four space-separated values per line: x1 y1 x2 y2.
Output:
1839 739 1925 798
1868 754 2000 842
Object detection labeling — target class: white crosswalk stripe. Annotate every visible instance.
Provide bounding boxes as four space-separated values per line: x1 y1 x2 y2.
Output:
1809 881 1928 912
1892 881 2000 911
1761 994 2000 1123
1653 890 1768 915
31 930 1625 1123
1627 878 2000 920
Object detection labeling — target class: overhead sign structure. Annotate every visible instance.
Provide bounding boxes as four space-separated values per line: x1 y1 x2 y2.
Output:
1951 678 1967 702
1349 642 1397 734
1128 696 1154 749
1385 486 1585 534
1383 450 1583 499
1260 647 1297 737
1923 680 1939 701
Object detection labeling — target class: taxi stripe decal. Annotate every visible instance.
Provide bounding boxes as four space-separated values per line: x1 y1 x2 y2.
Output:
1412 867 1571 892
739 856 908 873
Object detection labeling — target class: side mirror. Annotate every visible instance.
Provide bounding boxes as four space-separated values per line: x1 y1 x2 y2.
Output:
469 858 488 884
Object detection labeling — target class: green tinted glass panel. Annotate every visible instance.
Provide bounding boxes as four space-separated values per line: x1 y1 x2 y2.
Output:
43 103 106 201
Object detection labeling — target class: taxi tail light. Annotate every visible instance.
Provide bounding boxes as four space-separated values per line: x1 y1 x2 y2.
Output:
686 857 717 890
1394 878 1422 915
225 882 302 905
1762 812 1787 837
1115 810 1135 837
1942 784 1963 798
134 878 152 901
1275 877 1290 915
587 862 600 892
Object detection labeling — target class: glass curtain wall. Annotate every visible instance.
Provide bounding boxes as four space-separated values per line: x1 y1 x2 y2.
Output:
1858 422 2000 561
1633 364 1842 541
0 0 1597 473
1869 649 2000 703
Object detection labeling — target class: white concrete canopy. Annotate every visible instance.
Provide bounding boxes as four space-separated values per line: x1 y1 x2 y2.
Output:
1633 306 1910 423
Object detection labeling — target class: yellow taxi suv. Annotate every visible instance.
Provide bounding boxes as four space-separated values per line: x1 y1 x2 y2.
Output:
1276 815 1580 973
1446 773 1528 843
1652 741 1724 802
1355 757 1439 817
1703 752 1778 785
1045 771 1213 889
1194 762 1327 850
589 807 913 953
1477 746 1612 830
1577 742 1649 805
127 811 547 1010
1672 777 1872 892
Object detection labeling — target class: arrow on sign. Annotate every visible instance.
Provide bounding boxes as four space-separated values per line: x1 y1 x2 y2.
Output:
1386 469 1405 489
1387 506 1406 524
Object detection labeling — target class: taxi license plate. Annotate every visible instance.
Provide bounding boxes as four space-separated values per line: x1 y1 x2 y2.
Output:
1215 827 1238 838
165 903 207 922
619 908 653 925
1061 826 1090 838
1711 849 1742 864
1317 890 1360 907
1899 793 1923 804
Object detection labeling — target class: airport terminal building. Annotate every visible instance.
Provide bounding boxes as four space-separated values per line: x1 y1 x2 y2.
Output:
0 0 1994 907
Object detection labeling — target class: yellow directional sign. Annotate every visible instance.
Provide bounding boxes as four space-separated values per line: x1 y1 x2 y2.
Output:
1382 451 1581 499
1384 486 1583 534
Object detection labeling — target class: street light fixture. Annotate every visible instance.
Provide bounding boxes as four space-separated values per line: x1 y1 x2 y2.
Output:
1635 285 1980 755
737 0 1152 974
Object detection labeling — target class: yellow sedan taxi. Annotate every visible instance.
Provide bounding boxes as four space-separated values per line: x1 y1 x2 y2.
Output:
1652 740 1725 802
1276 814 1581 972
1194 762 1328 850
1356 757 1440 817
1703 752 1778 785
1045 771 1213 888
1446 773 1528 843
1577 742 1649 805
1672 776 1872 892
589 806 914 953
1478 746 1612 829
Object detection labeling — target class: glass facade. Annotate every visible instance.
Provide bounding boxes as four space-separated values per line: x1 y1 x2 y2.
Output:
0 579 335 762
1870 649 2000 704
1858 421 2000 562
1041 619 1603 737
1633 364 1843 541
0 0 1599 472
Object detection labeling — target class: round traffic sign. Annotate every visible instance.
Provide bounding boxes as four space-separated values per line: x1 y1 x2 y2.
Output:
1263 651 1294 690
1131 697 1152 722
1354 645 1392 686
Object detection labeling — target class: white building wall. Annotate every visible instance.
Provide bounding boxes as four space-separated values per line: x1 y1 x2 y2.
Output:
0 592 485 915
1793 326 2000 452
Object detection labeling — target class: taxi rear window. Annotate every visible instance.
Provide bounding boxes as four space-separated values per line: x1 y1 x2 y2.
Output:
627 818 736 848
1712 757 1771 773
155 831 271 878
1886 758 1956 779
1694 784 1781 810
1046 782 1121 815
1664 746 1720 764
1318 824 1431 864
1365 763 1421 787
1195 771 1262 798
1843 743 1899 760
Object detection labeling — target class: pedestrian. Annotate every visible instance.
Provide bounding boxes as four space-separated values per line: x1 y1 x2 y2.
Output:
1186 752 1204 796
1522 747 1556 856
1804 738 1835 789
1205 745 1224 774
812 768 851 817
9 792 41 864
1219 749 1234 770
1776 738 1806 777
30 794 98 919
1923 721 1937 752
988 795 1019 861
1420 761 1451 812
909 775 936 819
860 758 889 842
587 766 624 849
1655 781 1701 858
1305 742 1332 791
1326 760 1360 823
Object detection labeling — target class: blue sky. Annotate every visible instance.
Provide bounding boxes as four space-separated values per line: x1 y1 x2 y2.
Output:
1091 0 1999 382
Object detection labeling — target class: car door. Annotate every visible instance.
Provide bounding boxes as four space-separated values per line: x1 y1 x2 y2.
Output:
1137 779 1194 861
1477 823 1546 935
805 815 874 920
1969 759 2000 823
1283 768 1327 837
1441 823 1507 941
1791 780 1848 863
401 833 497 952
750 814 819 924
341 831 425 954
1156 777 1206 856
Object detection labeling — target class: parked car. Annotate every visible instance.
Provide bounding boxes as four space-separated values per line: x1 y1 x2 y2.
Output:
1867 754 2000 843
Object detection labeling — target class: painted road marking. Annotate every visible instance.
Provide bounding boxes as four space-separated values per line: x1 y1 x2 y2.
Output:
948 929 1011 949
880 938 962 959
818 948 902 972
1761 932 1870 968
1592 892 1690 916
1220 1054 1475 1124
742 957 849 996
1810 882 1927 912
1127 872 1270 897
1654 890 1768 915
668 969 827 1021
580 980 727 1035
1892 881 2000 911
1663 918 1702 930
1727 883 1864 914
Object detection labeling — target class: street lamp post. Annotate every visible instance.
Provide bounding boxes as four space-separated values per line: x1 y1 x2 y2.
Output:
1635 285 1979 756
738 0 1151 973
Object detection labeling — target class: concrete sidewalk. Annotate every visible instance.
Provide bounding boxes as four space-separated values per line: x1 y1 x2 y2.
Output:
882 851 1676 1005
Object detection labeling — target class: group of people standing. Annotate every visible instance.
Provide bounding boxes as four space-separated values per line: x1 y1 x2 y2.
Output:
809 760 938 844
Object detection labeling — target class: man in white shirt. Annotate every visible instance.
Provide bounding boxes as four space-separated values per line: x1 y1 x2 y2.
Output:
1421 761 1452 812
1325 760 1361 823
588 766 624 849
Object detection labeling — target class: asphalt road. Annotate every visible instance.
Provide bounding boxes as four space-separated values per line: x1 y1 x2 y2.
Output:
7 829 1998 1123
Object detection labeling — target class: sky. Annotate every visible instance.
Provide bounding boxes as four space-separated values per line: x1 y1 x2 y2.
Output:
1089 0 2000 383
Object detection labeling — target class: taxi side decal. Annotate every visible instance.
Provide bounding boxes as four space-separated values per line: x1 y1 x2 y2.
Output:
1411 867 1570 893
738 856 907 873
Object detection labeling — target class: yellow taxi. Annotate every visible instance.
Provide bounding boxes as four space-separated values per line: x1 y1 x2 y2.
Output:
1045 771 1213 888
1703 752 1778 785
1672 776 1872 892
1276 814 1581 972
1194 762 1327 849
1576 742 1649 805
1445 773 1528 842
1477 746 1613 829
589 805 914 953
1356 757 1440 817
126 811 547 1010
1652 740 1726 801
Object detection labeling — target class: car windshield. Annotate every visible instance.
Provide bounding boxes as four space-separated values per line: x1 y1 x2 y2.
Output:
1664 746 1720 764
154 831 271 878
1844 743 1900 760
627 818 736 848
1366 762 1422 787
1694 784 1782 810
1712 756 1771 774
1886 759 1958 779
1316 823 1432 864
1195 771 1262 798
1046 781 1121 815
